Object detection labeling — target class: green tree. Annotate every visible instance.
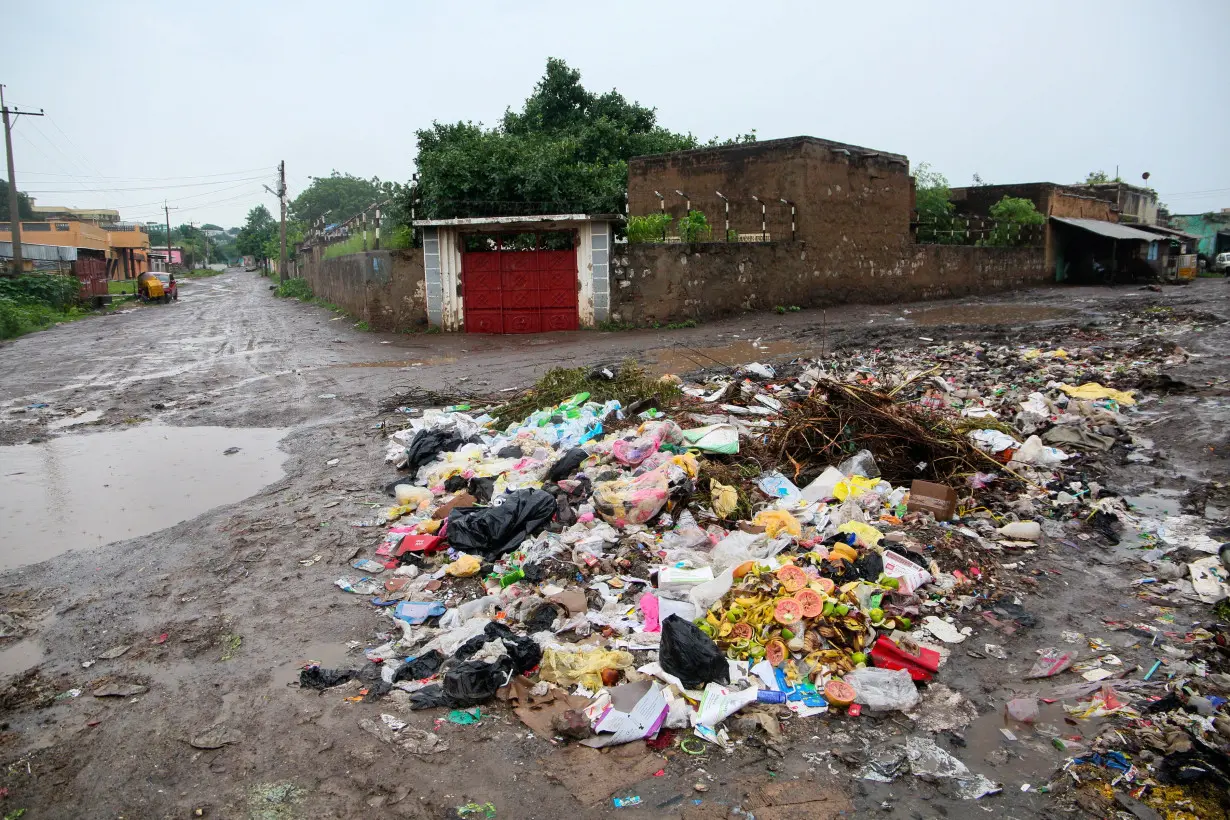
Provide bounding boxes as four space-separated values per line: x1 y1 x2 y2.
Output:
1083 170 1123 184
0 179 35 221
236 205 277 264
981 196 1046 247
408 58 699 220
289 172 391 227
913 162 960 243
201 223 223 232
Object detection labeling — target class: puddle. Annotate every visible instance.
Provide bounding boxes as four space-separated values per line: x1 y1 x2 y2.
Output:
649 339 815 375
0 639 45 675
345 357 458 368
47 410 105 430
0 424 287 572
962 701 1097 786
275 641 361 686
907 305 1076 326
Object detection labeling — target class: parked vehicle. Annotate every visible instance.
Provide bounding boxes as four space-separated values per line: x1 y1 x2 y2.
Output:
1213 252 1230 274
156 272 178 301
137 272 169 303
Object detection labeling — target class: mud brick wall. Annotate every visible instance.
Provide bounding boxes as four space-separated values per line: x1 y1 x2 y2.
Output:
628 137 912 248
609 242 1049 325
300 249 427 331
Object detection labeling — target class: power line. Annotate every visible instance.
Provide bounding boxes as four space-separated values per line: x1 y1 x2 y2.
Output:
19 167 272 182
22 175 268 193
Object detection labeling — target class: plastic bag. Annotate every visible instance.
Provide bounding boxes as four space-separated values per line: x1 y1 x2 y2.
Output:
1011 435 1069 467
681 424 740 454
592 470 669 526
405 429 468 473
446 489 556 558
836 520 883 548
545 447 589 483
756 471 802 505
710 479 738 519
843 667 920 712
612 420 682 465
709 530 788 571
539 647 635 691
659 614 730 691
801 466 845 503
444 554 482 577
833 475 880 502
837 449 881 479
752 509 801 538
411 657 515 710
659 511 711 551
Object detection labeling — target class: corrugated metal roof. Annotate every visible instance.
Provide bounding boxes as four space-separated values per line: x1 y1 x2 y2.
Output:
0 241 78 261
1051 217 1162 242
1137 224 1202 242
413 214 618 228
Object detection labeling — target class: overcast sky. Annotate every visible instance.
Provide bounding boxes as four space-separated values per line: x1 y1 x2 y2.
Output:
5 0 1227 228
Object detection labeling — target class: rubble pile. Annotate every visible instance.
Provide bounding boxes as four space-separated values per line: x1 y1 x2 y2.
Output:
303 337 1229 810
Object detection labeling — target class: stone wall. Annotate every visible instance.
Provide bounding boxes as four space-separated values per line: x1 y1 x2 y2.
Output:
300 248 427 331
610 241 1049 325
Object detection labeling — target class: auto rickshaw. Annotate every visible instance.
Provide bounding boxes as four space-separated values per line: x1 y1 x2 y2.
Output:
137 271 170 303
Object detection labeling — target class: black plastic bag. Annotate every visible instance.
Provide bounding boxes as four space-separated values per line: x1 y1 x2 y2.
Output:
659 614 729 690
443 474 469 493
442 657 515 707
446 489 556 558
525 603 560 633
405 429 467 474
409 684 452 710
497 445 524 459
299 667 353 690
545 448 588 483
484 621 542 674
468 476 496 503
396 650 445 682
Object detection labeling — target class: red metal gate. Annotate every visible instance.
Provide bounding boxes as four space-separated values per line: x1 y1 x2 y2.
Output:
72 256 109 301
462 232 578 334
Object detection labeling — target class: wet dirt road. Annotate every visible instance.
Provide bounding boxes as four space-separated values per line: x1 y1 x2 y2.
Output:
0 270 1227 818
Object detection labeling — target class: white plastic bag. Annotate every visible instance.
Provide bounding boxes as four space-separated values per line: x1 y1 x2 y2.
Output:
844 667 920 712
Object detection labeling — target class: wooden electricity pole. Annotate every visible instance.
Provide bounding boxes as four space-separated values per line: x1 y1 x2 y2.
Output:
1 84 45 274
263 161 288 282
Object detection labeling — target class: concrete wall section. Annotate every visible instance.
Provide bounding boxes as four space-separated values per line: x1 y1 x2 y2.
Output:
610 242 1048 325
300 249 427 331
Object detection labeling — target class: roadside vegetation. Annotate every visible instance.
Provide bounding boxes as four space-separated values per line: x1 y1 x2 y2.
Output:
0 274 87 340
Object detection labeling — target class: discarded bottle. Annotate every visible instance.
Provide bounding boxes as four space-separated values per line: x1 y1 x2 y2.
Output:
756 689 787 704
443 404 471 413
500 568 525 588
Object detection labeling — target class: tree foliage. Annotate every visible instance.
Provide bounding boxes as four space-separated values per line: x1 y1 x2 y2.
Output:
1083 170 1122 184
981 196 1045 247
0 179 35 221
289 172 394 227
408 58 699 219
913 162 960 244
236 205 277 263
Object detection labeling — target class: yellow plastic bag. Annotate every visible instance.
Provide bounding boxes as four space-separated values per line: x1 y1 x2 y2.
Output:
444 553 481 577
833 475 880 501
753 509 801 538
711 479 738 519
538 648 635 691
418 518 443 534
837 520 884 548
1058 382 1135 406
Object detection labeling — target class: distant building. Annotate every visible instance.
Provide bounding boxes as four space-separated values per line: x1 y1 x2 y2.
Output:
1075 182 1159 225
29 205 122 225
148 247 184 271
1167 210 1230 260
0 218 149 280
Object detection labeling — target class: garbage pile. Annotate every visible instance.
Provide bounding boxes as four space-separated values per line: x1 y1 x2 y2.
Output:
303 341 1228 806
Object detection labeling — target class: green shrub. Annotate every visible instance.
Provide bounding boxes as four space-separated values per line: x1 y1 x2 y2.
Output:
677 210 712 243
627 213 672 243
274 278 314 299
0 274 81 310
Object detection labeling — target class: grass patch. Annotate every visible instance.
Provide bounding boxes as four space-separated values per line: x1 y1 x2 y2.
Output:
108 279 140 295
221 633 242 661
273 278 314 300
322 228 413 260
493 359 680 426
180 268 226 279
0 274 91 340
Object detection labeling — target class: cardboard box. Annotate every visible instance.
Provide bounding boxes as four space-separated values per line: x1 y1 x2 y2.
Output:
906 480 957 520
432 492 477 520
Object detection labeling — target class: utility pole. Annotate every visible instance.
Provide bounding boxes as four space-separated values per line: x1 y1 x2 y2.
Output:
263 161 288 282
1 85 45 274
163 201 177 272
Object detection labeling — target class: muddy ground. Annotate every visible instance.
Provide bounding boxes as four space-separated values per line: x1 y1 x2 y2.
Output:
0 270 1227 819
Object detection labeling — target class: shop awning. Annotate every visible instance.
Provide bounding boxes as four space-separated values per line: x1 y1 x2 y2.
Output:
1050 217 1162 242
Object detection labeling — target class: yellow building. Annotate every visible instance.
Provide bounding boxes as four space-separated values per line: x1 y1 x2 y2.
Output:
0 220 151 279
